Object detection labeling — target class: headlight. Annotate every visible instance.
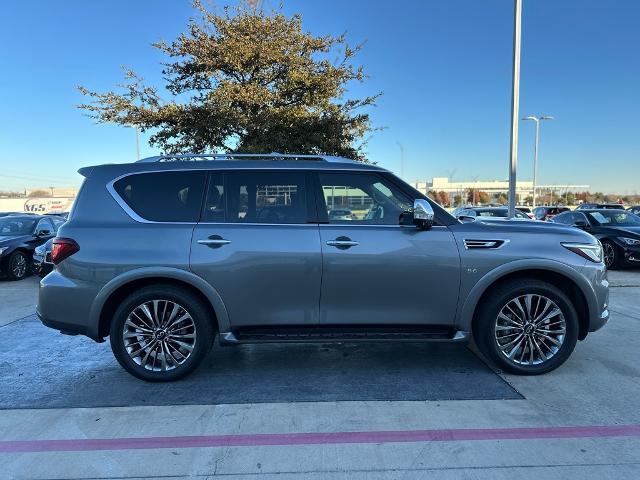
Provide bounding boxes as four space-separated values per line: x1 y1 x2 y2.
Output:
618 237 640 246
0 246 8 255
561 242 603 263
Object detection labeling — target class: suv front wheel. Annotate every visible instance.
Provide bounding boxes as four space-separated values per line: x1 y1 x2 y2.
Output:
110 285 214 381
474 279 579 375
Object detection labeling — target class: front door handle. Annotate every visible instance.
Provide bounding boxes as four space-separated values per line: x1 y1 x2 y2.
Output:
326 236 359 248
197 235 231 248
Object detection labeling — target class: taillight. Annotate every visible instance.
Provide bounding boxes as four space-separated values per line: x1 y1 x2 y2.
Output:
51 238 80 265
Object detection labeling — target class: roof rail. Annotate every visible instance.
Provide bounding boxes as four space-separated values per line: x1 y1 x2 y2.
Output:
137 152 356 164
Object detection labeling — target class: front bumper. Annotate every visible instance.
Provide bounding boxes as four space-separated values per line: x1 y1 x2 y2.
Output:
620 243 640 265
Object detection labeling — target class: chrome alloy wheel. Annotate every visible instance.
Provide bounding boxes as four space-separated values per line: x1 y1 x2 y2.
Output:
11 253 27 279
122 299 196 372
494 294 566 366
603 242 616 268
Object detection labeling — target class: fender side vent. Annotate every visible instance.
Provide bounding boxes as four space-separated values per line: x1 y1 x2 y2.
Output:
464 239 506 249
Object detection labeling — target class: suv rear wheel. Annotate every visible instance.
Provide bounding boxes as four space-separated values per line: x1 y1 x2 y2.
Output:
109 285 214 381
474 279 578 375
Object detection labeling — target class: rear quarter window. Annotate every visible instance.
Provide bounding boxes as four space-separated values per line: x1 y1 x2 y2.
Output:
113 171 206 222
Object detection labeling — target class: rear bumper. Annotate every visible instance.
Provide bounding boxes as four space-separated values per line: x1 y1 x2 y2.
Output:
38 271 101 341
37 308 86 336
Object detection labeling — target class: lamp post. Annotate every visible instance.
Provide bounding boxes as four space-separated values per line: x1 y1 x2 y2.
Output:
522 115 554 208
135 127 140 161
507 0 523 218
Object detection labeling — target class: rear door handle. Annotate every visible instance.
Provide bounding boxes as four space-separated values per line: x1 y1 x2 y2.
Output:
326 237 359 248
197 235 231 247
198 239 231 245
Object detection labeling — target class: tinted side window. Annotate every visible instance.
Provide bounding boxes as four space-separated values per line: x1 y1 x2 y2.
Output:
113 171 206 222
225 172 307 224
318 172 412 225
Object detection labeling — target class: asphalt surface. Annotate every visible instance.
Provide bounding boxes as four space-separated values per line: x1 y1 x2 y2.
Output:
0 315 519 409
1 270 639 479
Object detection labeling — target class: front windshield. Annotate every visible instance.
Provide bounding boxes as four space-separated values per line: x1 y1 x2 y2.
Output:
587 211 640 226
0 218 37 236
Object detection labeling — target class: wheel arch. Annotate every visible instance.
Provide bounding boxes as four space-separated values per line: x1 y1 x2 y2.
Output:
89 267 230 341
460 261 594 341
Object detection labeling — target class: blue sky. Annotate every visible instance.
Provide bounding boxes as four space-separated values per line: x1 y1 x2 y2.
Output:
0 0 638 193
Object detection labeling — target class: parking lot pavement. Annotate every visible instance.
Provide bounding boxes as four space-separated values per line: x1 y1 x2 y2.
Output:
0 272 639 479
0 276 39 327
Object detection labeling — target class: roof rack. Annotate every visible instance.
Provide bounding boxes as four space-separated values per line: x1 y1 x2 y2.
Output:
137 152 356 164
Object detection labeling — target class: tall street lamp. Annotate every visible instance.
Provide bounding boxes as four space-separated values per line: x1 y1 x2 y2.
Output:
522 115 554 208
507 0 523 218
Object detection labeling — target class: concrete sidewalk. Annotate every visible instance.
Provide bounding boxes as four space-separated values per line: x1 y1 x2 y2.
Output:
0 274 639 479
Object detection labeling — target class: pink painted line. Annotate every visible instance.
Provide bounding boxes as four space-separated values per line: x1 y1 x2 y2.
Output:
2 425 640 453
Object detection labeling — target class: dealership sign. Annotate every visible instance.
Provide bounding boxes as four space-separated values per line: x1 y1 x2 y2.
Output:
23 197 75 213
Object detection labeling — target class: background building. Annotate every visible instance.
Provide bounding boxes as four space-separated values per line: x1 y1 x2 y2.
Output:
412 177 589 206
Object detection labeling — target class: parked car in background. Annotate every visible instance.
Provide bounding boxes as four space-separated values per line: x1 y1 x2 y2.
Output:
516 207 534 219
45 212 70 220
0 215 62 280
551 209 640 269
452 207 530 220
575 203 625 210
627 206 640 216
328 209 354 221
33 238 54 277
533 206 570 221
38 153 609 381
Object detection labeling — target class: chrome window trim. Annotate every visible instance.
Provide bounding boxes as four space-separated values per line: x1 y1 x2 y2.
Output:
106 168 443 227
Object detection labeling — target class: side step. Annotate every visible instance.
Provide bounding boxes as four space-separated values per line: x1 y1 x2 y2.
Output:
220 326 469 344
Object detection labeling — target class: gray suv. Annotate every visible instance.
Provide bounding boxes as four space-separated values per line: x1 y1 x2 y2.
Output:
38 154 609 381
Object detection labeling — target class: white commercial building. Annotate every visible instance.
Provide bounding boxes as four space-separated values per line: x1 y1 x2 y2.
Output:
412 177 589 205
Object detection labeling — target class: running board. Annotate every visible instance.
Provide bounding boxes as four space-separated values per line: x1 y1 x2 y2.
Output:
219 327 469 344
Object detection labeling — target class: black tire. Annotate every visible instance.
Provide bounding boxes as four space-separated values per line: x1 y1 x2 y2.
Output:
109 285 214 382
6 250 30 280
601 240 622 270
473 279 579 375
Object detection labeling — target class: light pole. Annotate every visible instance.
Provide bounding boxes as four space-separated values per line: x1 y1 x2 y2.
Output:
135 126 141 161
507 0 522 218
396 142 405 180
522 115 553 208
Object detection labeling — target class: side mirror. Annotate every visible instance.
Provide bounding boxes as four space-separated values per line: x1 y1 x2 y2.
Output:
573 220 589 230
413 199 434 230
37 229 52 237
457 215 476 223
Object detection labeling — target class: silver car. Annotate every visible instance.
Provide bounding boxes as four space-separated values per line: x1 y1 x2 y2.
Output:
38 154 609 381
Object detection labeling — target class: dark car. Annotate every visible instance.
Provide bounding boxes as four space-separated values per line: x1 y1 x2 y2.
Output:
532 206 570 221
452 207 530 220
627 206 640 216
0 215 63 280
552 209 640 269
575 203 625 210
33 238 54 277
